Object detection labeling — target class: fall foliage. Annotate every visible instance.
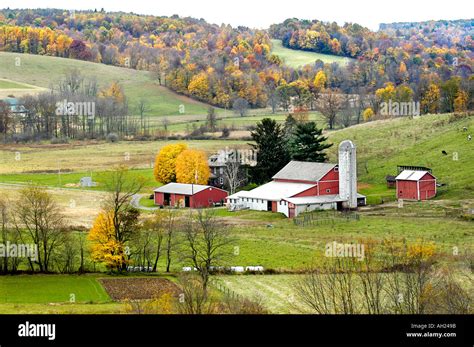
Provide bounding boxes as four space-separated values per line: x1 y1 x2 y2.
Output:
153 143 188 184
175 149 210 185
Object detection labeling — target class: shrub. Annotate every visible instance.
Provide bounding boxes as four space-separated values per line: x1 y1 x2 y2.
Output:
106 133 119 143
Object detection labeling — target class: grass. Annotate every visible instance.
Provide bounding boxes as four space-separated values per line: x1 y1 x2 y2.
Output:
0 78 35 89
326 114 474 201
0 139 249 175
0 52 213 117
271 39 353 68
0 274 110 304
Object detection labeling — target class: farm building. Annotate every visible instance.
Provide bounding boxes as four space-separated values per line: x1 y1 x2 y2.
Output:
154 183 228 208
227 140 366 218
396 170 437 201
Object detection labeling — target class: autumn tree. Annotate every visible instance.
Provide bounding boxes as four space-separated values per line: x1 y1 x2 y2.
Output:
88 211 126 271
153 143 188 184
98 166 143 271
175 149 210 185
421 83 440 114
13 186 66 272
289 122 332 162
454 90 469 112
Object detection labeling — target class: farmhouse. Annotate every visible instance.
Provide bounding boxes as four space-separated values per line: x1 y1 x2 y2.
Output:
396 170 437 201
227 140 366 218
154 183 228 208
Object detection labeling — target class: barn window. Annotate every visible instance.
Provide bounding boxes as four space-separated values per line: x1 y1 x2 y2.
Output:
326 189 331 193
219 177 224 184
219 167 224 175
334 167 339 172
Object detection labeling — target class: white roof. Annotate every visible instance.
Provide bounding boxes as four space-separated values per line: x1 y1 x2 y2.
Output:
284 193 366 205
234 181 316 201
396 170 432 181
226 191 248 200
154 183 211 195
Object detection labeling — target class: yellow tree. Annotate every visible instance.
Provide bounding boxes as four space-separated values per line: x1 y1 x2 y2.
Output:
88 211 127 271
154 143 188 184
313 70 327 90
421 83 440 114
363 107 375 121
100 81 125 103
188 72 209 100
375 83 396 103
453 90 468 112
175 149 210 185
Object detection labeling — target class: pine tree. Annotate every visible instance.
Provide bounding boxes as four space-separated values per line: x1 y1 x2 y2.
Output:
250 118 290 184
289 122 332 162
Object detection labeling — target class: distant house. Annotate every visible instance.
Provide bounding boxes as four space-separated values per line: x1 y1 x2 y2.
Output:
1 97 27 118
208 149 254 189
396 170 437 201
154 183 228 208
227 141 367 218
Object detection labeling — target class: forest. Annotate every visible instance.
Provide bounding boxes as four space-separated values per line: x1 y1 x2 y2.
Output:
0 9 472 141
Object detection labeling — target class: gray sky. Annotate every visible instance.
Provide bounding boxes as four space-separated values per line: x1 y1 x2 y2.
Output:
1 0 472 30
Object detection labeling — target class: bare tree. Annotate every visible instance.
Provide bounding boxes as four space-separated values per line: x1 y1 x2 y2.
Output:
317 89 344 130
223 154 246 195
137 99 150 134
181 210 233 293
233 98 249 117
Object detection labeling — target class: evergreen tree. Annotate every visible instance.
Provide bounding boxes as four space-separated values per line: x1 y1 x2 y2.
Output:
250 118 290 184
289 122 332 162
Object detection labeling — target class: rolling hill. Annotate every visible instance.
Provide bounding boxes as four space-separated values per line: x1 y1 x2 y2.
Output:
0 52 213 117
326 113 474 201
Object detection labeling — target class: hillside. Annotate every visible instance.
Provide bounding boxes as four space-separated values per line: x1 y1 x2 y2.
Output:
0 52 212 117
271 39 352 67
326 114 474 201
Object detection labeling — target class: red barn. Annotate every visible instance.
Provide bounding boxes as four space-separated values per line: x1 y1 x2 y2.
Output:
154 183 228 208
396 170 437 201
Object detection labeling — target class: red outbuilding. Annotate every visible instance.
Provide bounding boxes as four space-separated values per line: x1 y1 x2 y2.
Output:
396 170 437 201
154 183 228 208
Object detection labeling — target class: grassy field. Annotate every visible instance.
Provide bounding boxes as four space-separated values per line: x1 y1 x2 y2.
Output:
0 78 35 89
326 114 474 201
271 39 353 68
0 139 249 174
0 52 212 117
0 274 110 304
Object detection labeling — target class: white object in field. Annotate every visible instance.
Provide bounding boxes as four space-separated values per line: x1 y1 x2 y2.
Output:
231 266 245 273
338 140 358 209
182 267 193 272
245 266 264 272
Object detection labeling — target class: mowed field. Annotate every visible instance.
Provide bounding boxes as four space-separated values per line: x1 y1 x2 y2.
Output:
0 52 212 116
271 39 353 68
0 77 47 98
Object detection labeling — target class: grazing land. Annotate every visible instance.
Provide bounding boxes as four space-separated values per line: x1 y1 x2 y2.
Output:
271 39 353 68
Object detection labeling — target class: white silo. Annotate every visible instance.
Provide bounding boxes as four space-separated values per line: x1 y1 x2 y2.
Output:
338 140 358 209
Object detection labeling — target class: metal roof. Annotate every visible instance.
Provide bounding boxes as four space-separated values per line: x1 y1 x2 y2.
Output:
284 193 366 205
395 170 433 181
233 181 316 201
272 161 337 182
154 183 211 195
